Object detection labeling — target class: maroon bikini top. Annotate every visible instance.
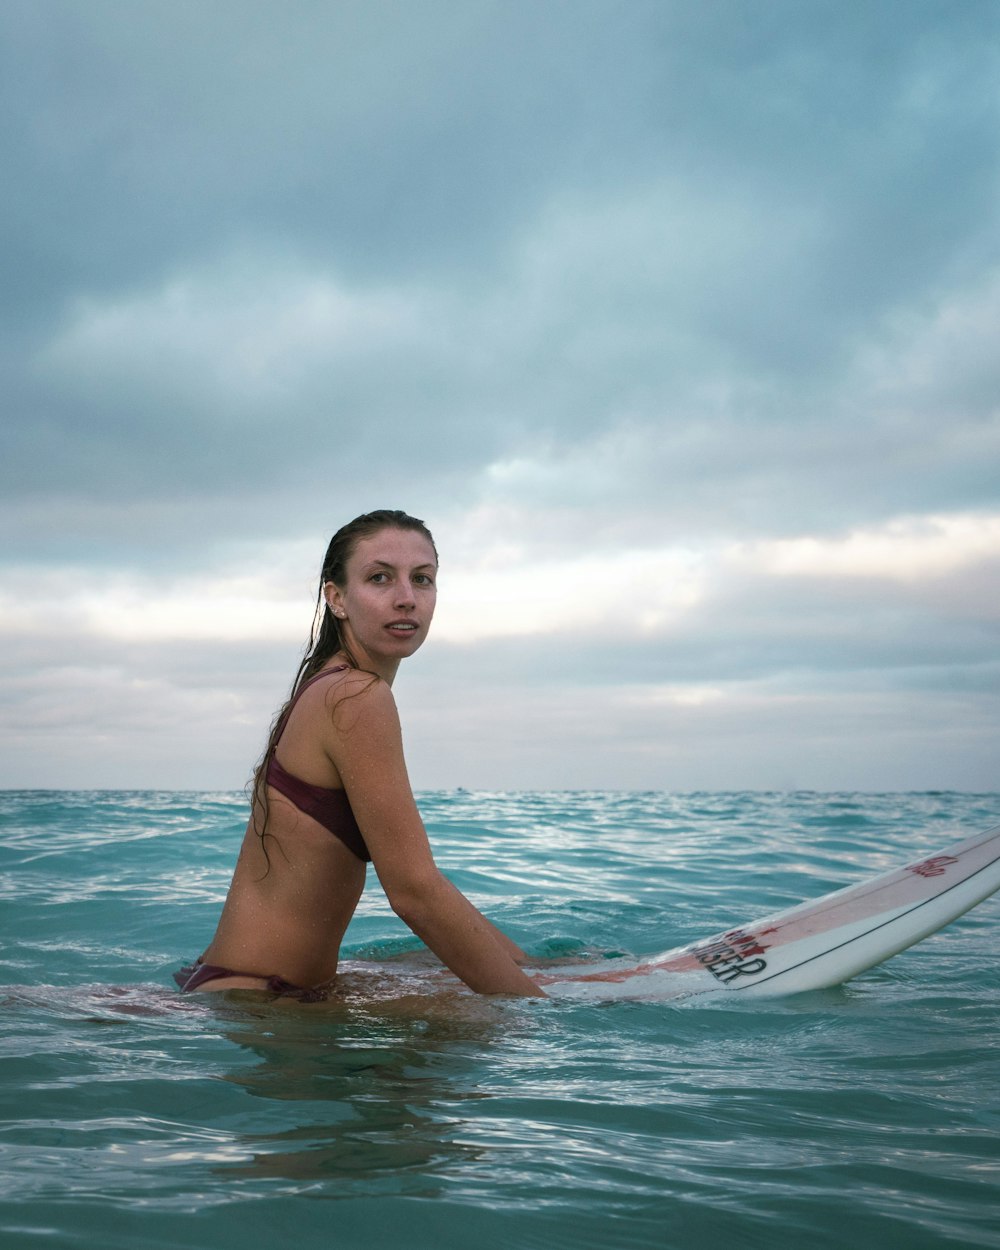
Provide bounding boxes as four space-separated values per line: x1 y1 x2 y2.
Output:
264 666 371 863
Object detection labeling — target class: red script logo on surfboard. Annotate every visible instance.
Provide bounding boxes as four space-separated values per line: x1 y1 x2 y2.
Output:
906 855 959 879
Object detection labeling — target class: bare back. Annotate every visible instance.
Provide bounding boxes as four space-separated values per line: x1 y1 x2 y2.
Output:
200 667 368 989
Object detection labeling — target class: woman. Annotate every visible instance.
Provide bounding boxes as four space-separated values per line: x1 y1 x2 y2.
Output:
176 509 544 1000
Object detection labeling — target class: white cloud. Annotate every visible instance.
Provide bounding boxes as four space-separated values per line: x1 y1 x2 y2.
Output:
433 545 706 643
0 559 313 644
624 683 727 709
733 512 1000 581
5 508 995 661
0 541 705 650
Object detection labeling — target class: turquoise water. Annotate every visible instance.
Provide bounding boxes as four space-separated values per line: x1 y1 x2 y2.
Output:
2 790 999 1249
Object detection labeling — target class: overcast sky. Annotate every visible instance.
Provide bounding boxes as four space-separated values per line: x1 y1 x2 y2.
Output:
2 0 998 792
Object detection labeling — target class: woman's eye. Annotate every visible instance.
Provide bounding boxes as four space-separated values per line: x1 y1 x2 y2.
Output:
370 572 390 583
414 574 435 586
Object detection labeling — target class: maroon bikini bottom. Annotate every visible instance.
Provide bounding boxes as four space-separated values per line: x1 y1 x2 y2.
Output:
173 962 327 1002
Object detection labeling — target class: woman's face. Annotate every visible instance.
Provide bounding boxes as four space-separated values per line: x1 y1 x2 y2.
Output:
325 527 438 674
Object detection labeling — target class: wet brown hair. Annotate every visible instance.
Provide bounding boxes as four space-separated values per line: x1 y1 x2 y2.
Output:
249 510 437 858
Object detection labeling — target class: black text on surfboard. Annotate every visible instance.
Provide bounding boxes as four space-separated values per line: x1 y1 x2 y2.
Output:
693 928 769 984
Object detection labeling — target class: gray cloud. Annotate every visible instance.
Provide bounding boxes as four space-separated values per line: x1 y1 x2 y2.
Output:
2 1 998 788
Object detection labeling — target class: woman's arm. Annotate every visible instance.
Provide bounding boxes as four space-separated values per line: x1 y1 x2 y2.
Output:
327 679 544 997
382 870 543 995
466 907 531 962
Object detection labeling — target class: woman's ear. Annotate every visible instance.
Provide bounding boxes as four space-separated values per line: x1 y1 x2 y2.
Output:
323 581 345 620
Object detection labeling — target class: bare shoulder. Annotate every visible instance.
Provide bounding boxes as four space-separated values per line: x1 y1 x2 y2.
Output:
315 669 401 744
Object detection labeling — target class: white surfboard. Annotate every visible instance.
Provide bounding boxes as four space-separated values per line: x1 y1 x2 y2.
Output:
537 823 1000 1002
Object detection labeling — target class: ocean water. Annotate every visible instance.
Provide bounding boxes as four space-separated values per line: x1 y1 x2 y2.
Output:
1 790 999 1250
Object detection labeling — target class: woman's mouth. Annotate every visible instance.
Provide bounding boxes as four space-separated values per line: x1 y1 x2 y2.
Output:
386 621 418 635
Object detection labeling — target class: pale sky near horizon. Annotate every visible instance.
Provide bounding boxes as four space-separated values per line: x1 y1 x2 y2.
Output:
2 0 998 792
